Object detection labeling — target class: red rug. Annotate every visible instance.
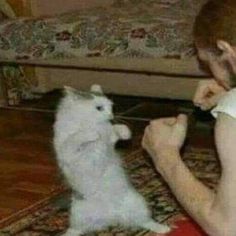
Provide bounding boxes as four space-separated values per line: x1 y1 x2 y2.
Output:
167 219 207 236
0 147 219 235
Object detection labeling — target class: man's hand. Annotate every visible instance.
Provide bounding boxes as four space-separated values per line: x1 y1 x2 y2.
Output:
193 79 227 111
142 114 188 170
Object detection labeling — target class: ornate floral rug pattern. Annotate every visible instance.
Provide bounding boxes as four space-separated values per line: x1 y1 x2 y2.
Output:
0 147 220 236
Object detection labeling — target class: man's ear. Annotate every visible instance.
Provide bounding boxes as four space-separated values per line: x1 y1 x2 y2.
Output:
217 40 236 71
217 40 236 58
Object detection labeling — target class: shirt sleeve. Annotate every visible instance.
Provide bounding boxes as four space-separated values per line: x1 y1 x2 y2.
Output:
211 88 236 119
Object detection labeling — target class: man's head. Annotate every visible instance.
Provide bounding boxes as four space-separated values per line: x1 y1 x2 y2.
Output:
194 0 236 88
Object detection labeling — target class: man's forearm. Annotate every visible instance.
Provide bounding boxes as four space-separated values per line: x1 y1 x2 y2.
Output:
154 149 215 233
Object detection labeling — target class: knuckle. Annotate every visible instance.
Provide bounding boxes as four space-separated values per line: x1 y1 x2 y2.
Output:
141 139 144 147
150 120 155 125
142 138 147 148
144 126 149 133
150 119 160 125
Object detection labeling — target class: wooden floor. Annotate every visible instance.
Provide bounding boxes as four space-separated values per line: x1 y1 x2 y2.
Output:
0 109 61 224
0 92 215 228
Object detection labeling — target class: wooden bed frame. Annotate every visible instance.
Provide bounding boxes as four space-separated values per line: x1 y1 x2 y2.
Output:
0 57 210 106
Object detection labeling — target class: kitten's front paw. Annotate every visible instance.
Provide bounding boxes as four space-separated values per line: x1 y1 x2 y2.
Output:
143 221 171 234
114 124 132 140
62 228 82 236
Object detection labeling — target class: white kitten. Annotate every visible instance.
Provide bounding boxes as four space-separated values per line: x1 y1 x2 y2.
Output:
53 85 170 236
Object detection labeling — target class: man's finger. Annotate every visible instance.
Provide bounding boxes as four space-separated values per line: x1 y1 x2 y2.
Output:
162 117 177 126
176 114 188 128
193 86 210 105
141 133 147 148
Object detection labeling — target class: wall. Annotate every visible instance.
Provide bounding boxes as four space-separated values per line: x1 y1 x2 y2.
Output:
34 67 199 100
7 0 113 17
30 0 113 17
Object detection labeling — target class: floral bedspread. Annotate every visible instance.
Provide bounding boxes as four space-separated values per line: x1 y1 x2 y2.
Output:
0 0 206 60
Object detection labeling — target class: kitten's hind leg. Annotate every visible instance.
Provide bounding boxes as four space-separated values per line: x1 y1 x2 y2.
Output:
61 228 82 236
142 220 171 234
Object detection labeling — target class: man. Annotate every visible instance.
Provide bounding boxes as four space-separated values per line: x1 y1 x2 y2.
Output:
142 1 236 235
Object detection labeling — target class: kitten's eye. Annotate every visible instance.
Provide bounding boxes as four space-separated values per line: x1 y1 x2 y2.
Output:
96 105 104 111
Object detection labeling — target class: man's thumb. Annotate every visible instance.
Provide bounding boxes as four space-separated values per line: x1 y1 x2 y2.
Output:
171 114 188 146
176 114 188 129
177 114 188 124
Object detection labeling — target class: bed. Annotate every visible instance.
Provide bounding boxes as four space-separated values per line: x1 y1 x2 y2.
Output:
0 0 210 105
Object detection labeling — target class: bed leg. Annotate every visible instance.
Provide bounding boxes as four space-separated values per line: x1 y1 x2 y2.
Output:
0 68 8 106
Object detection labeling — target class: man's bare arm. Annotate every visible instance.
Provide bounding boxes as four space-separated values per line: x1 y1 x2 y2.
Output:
154 113 236 236
211 113 236 234
154 150 217 235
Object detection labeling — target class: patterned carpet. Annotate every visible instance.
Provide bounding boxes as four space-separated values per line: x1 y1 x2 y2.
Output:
0 147 220 236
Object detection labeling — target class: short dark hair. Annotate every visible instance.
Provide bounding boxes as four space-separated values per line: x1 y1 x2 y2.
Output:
194 0 236 51
194 0 236 86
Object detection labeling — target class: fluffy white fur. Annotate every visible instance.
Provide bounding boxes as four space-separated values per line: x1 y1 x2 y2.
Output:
53 85 170 235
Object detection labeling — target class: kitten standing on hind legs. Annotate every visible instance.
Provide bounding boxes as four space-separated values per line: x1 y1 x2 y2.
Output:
54 85 170 236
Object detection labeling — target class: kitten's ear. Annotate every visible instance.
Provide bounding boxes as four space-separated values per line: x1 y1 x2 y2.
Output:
64 86 93 100
63 86 78 105
64 86 76 95
63 86 77 96
90 84 103 94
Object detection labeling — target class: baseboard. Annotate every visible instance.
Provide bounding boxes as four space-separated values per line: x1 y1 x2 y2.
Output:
34 66 208 100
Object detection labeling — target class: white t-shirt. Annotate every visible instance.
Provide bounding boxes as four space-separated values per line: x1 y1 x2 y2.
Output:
211 88 236 119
